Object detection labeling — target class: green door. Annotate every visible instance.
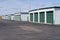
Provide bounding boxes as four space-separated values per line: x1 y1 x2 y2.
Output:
15 15 21 21
46 11 53 24
34 13 38 22
40 12 45 23
30 13 33 22
8 16 11 20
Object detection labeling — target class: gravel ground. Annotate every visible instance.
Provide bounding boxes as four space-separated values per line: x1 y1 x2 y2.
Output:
0 20 60 40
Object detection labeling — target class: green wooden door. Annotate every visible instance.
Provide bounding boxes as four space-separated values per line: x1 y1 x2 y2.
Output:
7 16 9 20
40 12 45 23
34 13 38 22
30 13 33 22
46 11 53 24
15 15 21 21
14 16 16 21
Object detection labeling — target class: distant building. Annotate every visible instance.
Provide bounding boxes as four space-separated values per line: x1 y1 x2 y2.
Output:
20 12 29 21
2 15 5 19
5 15 9 20
10 14 15 20
14 12 29 21
14 13 21 21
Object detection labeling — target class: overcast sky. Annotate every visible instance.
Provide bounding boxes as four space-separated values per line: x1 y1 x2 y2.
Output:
0 0 60 15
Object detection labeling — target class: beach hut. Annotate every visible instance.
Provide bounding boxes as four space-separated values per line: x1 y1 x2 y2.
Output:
10 14 14 20
14 13 21 21
21 12 29 21
29 6 60 25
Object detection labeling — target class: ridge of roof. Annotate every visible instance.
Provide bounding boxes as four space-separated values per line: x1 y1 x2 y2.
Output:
29 6 60 12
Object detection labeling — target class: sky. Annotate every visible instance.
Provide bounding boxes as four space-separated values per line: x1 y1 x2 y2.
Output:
0 0 60 15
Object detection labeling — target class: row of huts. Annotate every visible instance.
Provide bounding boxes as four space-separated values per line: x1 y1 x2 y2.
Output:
2 12 29 21
2 6 60 25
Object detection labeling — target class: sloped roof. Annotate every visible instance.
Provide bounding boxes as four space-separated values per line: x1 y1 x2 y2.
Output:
20 12 28 14
29 6 60 12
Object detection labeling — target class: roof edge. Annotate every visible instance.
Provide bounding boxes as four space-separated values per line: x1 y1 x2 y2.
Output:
29 6 60 12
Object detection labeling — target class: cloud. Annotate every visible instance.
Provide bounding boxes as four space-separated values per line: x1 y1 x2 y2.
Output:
0 0 7 2
0 0 60 15
0 0 31 15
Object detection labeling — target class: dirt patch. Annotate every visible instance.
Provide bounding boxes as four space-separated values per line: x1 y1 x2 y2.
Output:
20 26 43 32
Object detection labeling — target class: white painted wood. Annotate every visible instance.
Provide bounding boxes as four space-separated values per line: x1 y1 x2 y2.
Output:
33 13 34 22
45 11 47 24
38 12 40 23
21 14 29 21
11 16 14 20
29 13 30 22
54 8 60 25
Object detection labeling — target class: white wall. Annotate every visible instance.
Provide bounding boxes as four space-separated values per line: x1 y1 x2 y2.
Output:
54 8 60 25
11 16 14 20
21 14 29 21
2 15 5 19
5 16 8 20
